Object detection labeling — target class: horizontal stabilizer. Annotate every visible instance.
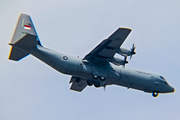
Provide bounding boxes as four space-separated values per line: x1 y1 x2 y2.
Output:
8 31 37 61
9 47 29 61
70 76 87 92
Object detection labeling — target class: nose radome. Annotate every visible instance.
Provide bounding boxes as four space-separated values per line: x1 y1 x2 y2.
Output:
169 86 175 93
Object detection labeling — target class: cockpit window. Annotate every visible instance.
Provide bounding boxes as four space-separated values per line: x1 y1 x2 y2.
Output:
160 76 165 80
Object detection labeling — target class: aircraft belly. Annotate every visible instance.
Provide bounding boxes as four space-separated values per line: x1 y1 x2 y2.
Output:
114 78 153 92
107 70 120 81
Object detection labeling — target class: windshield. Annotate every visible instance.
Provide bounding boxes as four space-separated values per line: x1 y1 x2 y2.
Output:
160 76 166 80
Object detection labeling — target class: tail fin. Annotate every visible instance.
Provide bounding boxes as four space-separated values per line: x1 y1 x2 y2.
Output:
9 14 41 61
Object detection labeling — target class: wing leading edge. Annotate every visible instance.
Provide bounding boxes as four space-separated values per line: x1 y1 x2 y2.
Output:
84 28 132 61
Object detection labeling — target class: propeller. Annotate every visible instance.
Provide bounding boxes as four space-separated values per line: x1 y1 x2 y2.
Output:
122 56 128 67
130 43 136 60
103 85 106 91
101 83 107 91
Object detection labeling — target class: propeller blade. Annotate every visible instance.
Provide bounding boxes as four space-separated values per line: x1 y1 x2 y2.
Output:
123 56 128 67
131 44 133 50
124 56 127 61
130 55 132 60
130 43 136 60
103 84 106 91
132 43 134 49
131 44 136 52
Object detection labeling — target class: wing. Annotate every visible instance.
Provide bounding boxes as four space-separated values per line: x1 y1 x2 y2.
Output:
69 76 87 92
84 28 131 61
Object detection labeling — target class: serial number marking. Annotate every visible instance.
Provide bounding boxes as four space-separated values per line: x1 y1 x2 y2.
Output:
135 70 152 75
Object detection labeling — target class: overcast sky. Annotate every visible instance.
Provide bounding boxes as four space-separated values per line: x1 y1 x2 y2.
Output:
0 0 180 120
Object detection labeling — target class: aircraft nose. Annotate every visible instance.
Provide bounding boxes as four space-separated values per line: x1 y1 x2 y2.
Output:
168 86 175 93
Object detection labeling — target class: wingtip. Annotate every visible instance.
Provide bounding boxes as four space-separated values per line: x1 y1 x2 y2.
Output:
119 27 132 31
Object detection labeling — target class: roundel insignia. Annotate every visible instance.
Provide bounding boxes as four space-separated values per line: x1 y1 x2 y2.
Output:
63 56 68 60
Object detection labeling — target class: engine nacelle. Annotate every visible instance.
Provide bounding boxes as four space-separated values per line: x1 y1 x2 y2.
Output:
114 48 132 56
108 57 128 66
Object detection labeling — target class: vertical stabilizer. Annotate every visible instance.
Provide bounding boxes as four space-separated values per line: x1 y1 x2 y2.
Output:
9 14 41 61
10 13 39 44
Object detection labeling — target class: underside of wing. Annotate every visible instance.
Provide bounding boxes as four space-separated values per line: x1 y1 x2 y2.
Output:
9 47 29 61
69 76 87 92
84 28 131 61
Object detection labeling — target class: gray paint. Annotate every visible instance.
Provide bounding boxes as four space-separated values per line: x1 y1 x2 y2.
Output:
8 14 174 97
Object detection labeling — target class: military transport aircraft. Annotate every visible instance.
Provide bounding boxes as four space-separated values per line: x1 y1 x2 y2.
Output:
8 14 174 97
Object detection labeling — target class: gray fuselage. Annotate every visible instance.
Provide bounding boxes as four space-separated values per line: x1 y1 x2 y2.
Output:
30 45 174 94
